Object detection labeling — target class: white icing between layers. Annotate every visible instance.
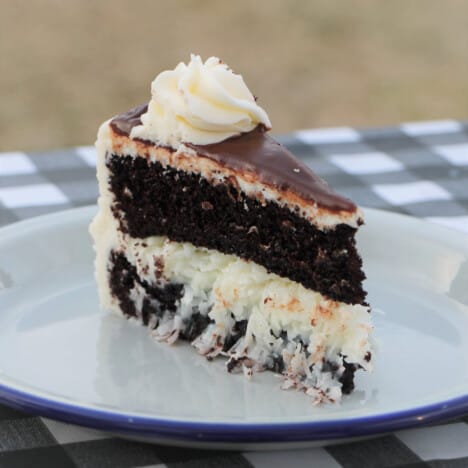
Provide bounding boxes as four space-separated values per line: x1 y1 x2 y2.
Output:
98 120 363 229
126 234 372 363
130 54 271 148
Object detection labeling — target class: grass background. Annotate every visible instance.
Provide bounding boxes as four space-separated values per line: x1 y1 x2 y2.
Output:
1 0 467 151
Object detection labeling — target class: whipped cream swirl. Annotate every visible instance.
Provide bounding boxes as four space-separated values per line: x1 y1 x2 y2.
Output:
130 54 271 148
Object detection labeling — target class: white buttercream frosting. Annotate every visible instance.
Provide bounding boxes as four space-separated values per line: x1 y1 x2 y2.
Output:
130 54 271 148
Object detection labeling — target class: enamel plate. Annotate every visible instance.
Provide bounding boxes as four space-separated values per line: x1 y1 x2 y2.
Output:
0 206 467 449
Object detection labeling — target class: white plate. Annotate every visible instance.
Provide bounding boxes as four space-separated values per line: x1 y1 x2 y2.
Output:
0 206 467 450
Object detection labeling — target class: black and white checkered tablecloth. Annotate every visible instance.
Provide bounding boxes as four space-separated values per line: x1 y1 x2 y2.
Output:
0 120 467 467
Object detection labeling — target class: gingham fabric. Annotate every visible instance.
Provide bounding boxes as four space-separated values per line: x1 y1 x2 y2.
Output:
0 120 467 467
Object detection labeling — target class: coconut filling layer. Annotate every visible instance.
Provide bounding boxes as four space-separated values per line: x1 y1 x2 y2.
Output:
94 212 373 403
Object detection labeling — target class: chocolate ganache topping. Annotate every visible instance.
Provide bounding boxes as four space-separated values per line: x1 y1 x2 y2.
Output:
111 104 148 138
110 105 356 213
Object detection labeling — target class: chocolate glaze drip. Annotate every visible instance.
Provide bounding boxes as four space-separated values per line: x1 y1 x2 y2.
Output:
111 104 148 137
110 105 357 213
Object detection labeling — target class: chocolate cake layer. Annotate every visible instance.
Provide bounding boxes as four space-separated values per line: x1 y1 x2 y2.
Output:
110 105 356 212
108 249 358 393
108 155 366 305
109 251 184 325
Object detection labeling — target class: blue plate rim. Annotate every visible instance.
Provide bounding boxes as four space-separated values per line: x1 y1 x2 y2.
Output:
0 380 467 443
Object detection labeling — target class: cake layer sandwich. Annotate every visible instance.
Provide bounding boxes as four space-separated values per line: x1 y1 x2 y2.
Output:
90 55 373 403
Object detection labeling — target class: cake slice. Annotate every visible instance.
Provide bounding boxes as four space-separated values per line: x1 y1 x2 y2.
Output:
90 55 373 403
